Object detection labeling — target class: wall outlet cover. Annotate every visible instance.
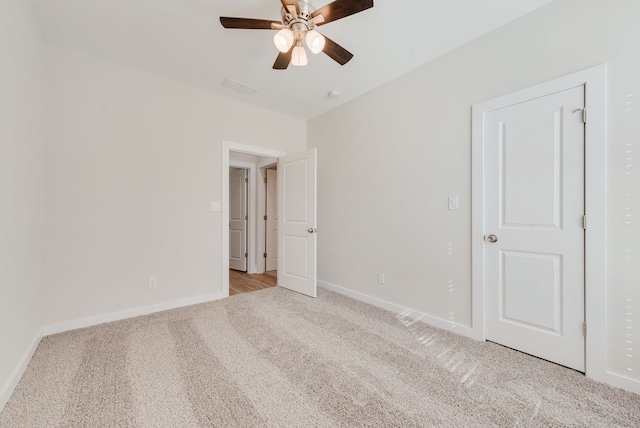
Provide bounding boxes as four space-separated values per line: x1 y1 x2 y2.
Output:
148 276 158 288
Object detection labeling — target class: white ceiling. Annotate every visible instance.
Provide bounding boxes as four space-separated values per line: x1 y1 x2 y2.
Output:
30 0 553 119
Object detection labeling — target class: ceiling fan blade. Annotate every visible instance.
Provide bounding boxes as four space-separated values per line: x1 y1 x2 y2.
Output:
280 0 300 15
309 15 326 26
321 35 353 65
273 45 294 70
220 17 282 30
280 0 300 17
311 0 373 26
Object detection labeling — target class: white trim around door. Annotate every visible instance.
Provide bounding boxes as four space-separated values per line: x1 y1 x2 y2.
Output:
471 65 619 389
222 141 286 297
258 159 278 274
229 161 255 273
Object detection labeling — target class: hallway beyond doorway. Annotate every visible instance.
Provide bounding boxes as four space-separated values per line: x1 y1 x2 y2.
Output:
229 270 277 296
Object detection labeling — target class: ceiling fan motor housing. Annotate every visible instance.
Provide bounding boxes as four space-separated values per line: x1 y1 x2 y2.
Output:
281 0 315 26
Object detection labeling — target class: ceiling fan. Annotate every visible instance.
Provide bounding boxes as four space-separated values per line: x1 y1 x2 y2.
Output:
220 0 374 69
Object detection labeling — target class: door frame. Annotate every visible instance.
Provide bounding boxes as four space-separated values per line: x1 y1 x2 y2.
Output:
228 163 253 272
258 160 278 273
222 141 286 297
471 65 607 381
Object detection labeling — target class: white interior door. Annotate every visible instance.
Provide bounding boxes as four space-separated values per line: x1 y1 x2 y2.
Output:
278 148 317 297
484 85 585 371
266 168 278 272
229 168 248 272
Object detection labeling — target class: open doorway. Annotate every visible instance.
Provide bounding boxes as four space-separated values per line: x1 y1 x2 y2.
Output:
222 141 318 299
227 149 280 296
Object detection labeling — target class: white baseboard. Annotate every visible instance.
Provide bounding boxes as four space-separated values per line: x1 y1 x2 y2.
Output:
0 328 43 413
1 292 227 413
318 280 640 395
591 370 640 395
42 292 226 336
317 280 476 340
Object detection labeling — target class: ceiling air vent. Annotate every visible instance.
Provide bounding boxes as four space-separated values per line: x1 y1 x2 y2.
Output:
221 78 257 95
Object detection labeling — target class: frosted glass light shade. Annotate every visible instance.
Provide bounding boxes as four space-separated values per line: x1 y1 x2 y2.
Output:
273 28 294 53
305 30 325 54
291 45 308 66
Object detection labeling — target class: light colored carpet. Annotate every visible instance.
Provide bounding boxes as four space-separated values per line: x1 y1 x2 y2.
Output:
1 287 639 427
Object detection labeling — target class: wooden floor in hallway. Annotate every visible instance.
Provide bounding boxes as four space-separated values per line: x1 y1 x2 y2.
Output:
229 270 277 296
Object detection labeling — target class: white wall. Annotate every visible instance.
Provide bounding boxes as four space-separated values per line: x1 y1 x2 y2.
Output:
308 0 640 386
0 0 45 407
44 44 306 325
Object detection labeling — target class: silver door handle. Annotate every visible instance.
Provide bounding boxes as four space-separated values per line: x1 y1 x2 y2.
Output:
307 228 317 234
486 234 498 243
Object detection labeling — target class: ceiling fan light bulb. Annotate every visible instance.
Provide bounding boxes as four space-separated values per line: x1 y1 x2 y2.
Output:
291 45 308 66
305 30 325 54
273 28 294 53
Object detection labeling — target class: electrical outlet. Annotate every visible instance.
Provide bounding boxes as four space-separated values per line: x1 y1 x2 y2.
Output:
377 273 385 285
148 276 158 288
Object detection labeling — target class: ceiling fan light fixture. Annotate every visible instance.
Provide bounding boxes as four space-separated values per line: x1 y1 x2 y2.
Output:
305 30 325 54
291 44 308 66
273 28 294 53
221 0 374 69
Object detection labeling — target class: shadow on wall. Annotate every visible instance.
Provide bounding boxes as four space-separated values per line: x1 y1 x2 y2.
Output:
395 308 481 389
623 92 635 376
447 241 456 325
394 240 482 387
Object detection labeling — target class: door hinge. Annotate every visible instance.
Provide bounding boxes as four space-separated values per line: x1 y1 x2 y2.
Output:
583 215 587 230
583 322 587 336
264 178 268 183
244 177 248 183
245 215 248 220
263 252 267 258
244 252 248 258
264 215 268 221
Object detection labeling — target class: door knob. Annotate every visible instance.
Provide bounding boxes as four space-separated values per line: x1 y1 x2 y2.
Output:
486 234 498 243
307 228 317 234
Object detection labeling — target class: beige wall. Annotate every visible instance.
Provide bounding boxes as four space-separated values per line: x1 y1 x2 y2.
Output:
0 0 45 405
44 44 306 325
308 0 640 384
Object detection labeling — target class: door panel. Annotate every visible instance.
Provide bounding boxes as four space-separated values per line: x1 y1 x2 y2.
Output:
501 110 562 228
229 168 248 271
485 86 585 371
266 168 278 271
283 236 308 279
501 251 562 333
278 148 317 297
283 159 309 222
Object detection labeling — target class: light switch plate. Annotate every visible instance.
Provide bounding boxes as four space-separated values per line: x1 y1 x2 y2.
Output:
210 201 221 212
448 196 459 211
